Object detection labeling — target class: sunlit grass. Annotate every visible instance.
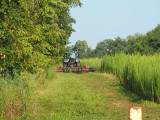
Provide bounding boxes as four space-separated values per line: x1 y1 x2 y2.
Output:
0 63 160 119
101 53 160 103
81 58 101 72
0 66 57 119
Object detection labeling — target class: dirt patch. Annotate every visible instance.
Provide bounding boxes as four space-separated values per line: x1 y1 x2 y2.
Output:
112 99 130 109
90 82 106 89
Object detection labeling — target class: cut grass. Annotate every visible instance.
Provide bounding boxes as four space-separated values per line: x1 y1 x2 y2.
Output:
35 71 160 120
0 65 160 119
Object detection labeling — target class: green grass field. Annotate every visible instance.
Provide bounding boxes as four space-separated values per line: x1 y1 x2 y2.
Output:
0 64 160 119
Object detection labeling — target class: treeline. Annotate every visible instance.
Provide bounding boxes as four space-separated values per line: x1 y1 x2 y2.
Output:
0 0 82 74
1 0 160 74
68 24 160 58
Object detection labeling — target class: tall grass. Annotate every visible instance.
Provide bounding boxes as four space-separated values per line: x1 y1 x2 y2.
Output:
101 53 160 103
0 66 57 119
81 58 101 72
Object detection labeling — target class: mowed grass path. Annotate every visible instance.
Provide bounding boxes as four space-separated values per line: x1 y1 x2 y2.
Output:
35 72 160 120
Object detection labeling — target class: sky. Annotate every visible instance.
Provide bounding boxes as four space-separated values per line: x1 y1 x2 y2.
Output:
68 0 160 49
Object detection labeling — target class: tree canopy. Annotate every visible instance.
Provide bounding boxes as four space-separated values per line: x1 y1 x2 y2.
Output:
0 0 82 74
69 24 160 58
1 0 160 72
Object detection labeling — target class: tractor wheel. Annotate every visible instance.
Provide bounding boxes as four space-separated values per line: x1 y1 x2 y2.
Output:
66 67 70 72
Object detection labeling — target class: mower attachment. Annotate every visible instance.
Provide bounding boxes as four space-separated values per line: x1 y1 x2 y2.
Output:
56 66 94 73
56 67 64 72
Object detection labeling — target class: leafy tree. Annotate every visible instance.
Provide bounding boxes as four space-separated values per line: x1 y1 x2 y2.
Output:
86 48 95 58
0 0 82 74
110 37 126 54
125 33 150 54
95 37 126 57
146 24 160 53
95 39 113 57
65 45 74 52
73 40 88 58
67 40 95 58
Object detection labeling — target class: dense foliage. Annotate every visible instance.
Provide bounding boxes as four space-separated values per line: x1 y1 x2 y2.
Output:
0 0 81 74
95 25 160 57
69 24 160 58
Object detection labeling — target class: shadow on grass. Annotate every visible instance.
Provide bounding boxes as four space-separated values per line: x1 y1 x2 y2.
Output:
115 84 144 103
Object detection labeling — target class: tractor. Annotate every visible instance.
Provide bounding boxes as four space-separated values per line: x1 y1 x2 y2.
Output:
63 51 81 68
56 51 94 73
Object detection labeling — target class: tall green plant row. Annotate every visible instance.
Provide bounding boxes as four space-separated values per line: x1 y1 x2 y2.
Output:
101 53 160 103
